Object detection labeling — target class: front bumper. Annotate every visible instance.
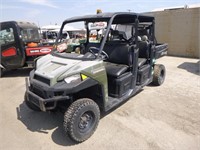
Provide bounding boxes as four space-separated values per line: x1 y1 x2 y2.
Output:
25 78 70 111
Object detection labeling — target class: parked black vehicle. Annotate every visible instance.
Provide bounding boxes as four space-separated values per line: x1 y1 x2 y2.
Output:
0 21 52 77
25 12 168 142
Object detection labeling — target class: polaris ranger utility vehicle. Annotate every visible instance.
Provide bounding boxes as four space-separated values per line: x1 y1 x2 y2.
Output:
25 12 168 142
0 21 53 77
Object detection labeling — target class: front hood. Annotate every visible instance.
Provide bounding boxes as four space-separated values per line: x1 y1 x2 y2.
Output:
34 54 102 85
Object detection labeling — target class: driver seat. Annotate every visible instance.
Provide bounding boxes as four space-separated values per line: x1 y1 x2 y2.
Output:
104 42 130 77
111 30 128 41
104 42 132 98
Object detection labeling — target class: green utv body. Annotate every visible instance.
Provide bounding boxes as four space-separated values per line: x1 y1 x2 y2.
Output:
25 12 168 142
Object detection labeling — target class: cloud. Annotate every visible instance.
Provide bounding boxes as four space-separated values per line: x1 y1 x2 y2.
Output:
20 0 58 8
0 5 23 10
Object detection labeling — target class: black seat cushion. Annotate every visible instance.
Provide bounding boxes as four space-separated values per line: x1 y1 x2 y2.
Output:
105 63 128 77
138 58 146 68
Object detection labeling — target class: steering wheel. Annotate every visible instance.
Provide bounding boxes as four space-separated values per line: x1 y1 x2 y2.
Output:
101 50 109 60
89 47 109 60
89 47 99 53
89 47 99 58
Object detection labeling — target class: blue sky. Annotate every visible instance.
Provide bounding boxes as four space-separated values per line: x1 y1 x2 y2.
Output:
0 0 199 27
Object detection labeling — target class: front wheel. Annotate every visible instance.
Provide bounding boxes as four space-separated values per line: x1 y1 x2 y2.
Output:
152 64 166 86
63 98 100 143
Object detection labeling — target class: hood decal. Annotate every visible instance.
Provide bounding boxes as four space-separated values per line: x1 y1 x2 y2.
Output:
42 63 65 73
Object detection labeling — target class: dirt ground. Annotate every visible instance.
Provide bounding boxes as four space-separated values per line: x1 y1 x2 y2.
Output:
0 56 200 150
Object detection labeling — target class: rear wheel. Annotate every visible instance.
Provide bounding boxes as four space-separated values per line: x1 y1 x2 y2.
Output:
63 98 100 142
0 68 3 78
152 64 166 86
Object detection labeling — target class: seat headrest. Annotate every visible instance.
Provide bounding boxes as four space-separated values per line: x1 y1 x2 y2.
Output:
111 30 127 41
141 35 148 41
118 31 127 40
111 30 120 36
138 36 142 42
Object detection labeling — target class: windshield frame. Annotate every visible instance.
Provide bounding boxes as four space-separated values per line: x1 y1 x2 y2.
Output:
52 15 112 60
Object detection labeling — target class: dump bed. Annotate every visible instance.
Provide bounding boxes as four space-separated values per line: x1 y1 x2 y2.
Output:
154 43 168 59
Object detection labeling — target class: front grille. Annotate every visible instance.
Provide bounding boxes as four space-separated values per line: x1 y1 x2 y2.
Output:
34 74 50 85
29 94 40 106
54 91 64 96
32 86 46 98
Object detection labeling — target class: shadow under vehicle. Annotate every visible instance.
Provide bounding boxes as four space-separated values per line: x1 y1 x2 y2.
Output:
25 12 168 143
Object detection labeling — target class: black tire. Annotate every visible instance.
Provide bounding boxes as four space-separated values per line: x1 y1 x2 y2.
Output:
24 93 41 111
0 68 3 78
63 98 100 143
152 64 166 86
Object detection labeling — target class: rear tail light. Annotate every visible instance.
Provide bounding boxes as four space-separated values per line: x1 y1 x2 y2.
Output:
2 47 17 57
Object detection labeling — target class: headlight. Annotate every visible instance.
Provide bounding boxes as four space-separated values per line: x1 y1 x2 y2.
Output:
64 74 81 84
33 56 42 70
33 58 38 70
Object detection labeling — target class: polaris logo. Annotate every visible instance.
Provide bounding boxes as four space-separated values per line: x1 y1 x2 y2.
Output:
30 48 51 53
161 51 167 56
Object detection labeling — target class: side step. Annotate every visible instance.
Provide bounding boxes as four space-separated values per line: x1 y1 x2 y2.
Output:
105 89 135 111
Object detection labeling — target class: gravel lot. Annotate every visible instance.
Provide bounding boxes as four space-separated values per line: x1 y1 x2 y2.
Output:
0 56 200 150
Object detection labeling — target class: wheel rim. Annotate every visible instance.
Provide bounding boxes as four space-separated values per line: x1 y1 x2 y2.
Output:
78 111 94 133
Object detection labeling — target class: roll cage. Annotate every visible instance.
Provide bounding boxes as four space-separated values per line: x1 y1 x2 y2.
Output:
55 12 155 58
